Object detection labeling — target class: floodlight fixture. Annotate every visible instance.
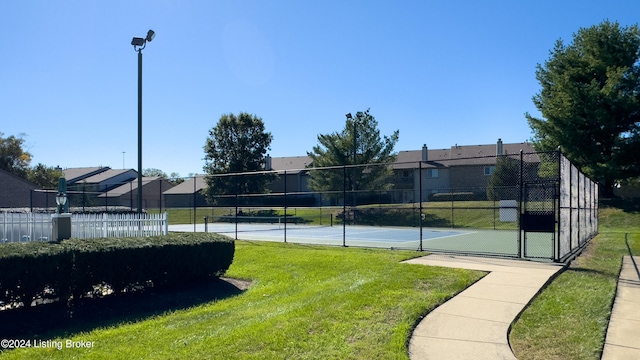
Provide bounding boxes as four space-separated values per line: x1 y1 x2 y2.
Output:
131 37 145 47
131 30 155 52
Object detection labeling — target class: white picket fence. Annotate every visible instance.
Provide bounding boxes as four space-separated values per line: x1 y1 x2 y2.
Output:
0 212 168 243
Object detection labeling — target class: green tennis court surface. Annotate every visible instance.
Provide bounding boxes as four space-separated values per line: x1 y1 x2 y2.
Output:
169 223 554 259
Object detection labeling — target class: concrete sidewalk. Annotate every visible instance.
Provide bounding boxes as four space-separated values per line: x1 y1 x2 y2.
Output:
601 256 640 360
403 254 564 360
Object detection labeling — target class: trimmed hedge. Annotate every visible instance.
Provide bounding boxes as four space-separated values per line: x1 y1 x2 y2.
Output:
429 192 478 201
0 233 234 307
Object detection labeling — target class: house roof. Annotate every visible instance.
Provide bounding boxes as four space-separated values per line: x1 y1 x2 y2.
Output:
63 167 110 183
97 177 174 197
393 142 536 169
163 175 207 195
0 168 41 189
81 169 137 184
394 148 450 169
270 156 312 173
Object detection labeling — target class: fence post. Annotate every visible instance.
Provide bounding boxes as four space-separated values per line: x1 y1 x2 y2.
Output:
556 146 562 261
419 161 423 251
193 175 197 233
164 212 168 235
517 149 524 258
235 174 239 240
284 170 288 243
103 213 108 238
343 166 347 247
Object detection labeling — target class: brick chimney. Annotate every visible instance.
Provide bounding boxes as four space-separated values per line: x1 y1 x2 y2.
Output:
265 154 272 170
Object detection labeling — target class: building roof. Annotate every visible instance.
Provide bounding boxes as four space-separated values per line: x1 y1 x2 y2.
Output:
81 169 137 184
63 167 110 183
0 168 41 189
97 177 174 197
163 175 207 195
393 141 536 169
269 156 312 173
394 148 450 169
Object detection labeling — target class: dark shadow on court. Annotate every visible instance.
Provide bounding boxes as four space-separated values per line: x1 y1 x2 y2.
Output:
342 208 451 228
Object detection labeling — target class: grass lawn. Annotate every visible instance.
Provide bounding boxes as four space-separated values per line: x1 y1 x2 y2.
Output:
4 200 637 359
0 241 484 359
510 202 640 360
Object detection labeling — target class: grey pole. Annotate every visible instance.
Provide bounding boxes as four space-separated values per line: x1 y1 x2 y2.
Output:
137 49 143 214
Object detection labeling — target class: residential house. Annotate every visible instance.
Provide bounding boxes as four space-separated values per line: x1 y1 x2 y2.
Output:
393 140 536 202
98 176 175 209
163 175 208 208
265 155 315 206
0 169 55 208
63 167 110 184
146 140 539 209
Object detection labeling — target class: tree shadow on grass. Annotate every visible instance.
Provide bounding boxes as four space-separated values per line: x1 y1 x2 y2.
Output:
600 198 640 213
0 277 250 341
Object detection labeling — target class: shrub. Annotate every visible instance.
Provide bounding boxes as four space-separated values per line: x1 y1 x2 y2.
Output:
429 192 478 201
0 233 234 308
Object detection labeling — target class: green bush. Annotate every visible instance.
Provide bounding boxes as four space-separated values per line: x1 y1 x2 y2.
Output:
0 233 234 307
430 192 478 201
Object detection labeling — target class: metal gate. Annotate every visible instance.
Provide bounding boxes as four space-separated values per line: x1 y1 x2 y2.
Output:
520 181 558 260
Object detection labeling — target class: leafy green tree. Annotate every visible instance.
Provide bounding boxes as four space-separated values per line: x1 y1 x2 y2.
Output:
486 156 520 201
202 112 275 204
526 21 640 197
143 168 185 185
169 172 185 185
143 168 168 178
0 132 31 177
26 163 63 188
307 109 399 203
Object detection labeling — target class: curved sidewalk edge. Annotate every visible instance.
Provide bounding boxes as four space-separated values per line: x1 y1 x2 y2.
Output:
402 254 564 360
601 256 640 360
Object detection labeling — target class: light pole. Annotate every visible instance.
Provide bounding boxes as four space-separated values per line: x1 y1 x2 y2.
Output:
345 112 363 207
131 29 155 214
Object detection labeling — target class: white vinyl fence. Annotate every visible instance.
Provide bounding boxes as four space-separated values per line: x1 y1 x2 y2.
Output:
0 212 168 243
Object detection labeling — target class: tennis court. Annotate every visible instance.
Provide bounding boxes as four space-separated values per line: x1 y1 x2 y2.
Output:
168 222 554 259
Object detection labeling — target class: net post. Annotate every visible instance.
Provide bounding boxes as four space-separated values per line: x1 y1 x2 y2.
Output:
517 149 524 258
343 166 347 247
284 170 287 243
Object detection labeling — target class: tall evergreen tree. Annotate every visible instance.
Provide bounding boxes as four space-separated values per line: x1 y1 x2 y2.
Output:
526 21 640 196
307 109 399 203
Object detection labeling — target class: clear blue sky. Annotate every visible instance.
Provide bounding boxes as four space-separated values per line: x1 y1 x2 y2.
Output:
1 1 638 178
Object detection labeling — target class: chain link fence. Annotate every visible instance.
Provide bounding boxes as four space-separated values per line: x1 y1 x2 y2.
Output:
16 150 598 261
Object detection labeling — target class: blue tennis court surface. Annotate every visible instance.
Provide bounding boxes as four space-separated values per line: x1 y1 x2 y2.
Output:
169 223 472 250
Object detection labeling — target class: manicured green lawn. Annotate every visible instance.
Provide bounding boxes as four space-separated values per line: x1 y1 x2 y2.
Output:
0 241 484 359
510 203 640 360
4 200 636 359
